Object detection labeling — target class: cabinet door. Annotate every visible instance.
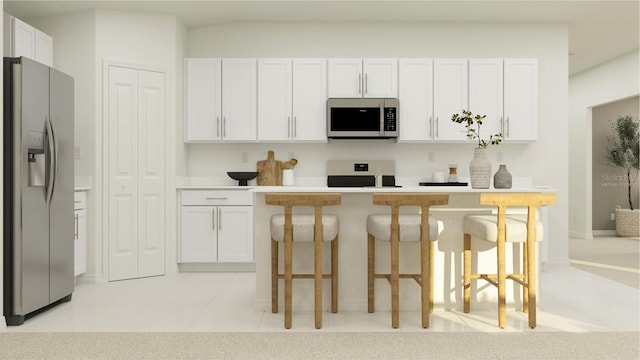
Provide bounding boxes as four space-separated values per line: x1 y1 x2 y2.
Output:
469 59 503 137
433 59 468 141
34 30 53 67
180 206 217 262
504 59 538 141
328 59 362 98
74 208 87 276
398 59 433 141
257 59 292 141
12 17 35 60
186 58 222 141
292 59 327 142
363 59 398 98
222 59 257 141
217 206 254 262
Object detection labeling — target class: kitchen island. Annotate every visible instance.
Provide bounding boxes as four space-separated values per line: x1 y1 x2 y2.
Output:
251 185 555 313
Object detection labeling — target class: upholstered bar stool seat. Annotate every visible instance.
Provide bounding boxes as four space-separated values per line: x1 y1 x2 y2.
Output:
265 193 341 329
270 215 339 242
463 214 544 243
462 193 556 329
366 193 449 329
367 214 443 242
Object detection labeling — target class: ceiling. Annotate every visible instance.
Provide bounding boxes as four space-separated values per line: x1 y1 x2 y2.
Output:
4 0 639 75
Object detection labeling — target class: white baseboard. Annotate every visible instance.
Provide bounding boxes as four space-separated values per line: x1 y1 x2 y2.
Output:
592 230 617 237
569 231 591 240
1 316 5 328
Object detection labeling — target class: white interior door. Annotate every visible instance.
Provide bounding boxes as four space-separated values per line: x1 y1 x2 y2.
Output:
108 66 139 281
108 65 166 281
137 70 166 278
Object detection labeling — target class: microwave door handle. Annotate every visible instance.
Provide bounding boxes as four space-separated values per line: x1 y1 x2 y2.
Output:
380 104 385 136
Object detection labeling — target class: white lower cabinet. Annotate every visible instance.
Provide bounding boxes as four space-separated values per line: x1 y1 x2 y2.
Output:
74 191 87 277
180 190 254 263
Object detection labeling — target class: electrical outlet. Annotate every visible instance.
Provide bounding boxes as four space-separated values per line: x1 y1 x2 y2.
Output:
427 152 434 162
73 146 81 160
610 213 616 221
496 151 504 163
241 152 248 163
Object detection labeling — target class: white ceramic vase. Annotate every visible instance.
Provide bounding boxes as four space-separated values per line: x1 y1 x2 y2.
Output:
469 148 492 189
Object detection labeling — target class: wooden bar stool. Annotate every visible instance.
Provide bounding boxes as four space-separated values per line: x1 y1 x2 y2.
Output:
463 192 556 329
265 192 341 329
367 193 449 328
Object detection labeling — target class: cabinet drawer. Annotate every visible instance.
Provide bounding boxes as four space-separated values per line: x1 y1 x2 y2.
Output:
74 191 87 210
181 190 253 206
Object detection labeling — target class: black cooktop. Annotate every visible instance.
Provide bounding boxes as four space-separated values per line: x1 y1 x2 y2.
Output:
327 175 397 187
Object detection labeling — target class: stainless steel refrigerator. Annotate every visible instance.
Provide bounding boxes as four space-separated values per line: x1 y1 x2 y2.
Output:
3 57 74 326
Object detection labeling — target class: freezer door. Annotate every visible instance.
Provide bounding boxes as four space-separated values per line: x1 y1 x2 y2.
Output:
13 57 51 315
48 67 74 302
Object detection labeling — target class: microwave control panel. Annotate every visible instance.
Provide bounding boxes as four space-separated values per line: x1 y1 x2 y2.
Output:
384 107 397 132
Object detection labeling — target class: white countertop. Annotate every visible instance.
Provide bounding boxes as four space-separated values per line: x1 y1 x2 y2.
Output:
178 185 255 190
250 185 556 193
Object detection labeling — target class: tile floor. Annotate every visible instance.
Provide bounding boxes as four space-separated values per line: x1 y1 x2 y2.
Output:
2 239 639 333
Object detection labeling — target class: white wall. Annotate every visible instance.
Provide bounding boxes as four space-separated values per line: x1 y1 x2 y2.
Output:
187 22 570 264
568 50 640 239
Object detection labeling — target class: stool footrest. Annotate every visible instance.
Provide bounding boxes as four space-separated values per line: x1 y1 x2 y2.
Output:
277 274 333 279
472 273 526 287
373 274 422 285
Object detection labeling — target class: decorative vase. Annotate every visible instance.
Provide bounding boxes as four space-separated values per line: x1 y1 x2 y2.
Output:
469 148 492 189
493 164 512 189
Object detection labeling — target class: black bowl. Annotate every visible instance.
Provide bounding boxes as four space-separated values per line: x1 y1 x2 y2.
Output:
227 172 258 186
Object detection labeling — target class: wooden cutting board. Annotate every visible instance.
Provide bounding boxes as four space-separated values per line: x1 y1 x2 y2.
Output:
256 150 282 186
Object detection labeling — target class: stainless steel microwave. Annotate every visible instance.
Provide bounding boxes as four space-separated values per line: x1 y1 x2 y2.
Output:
327 98 399 139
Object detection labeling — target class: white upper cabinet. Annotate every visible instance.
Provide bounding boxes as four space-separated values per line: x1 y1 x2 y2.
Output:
469 58 538 142
398 59 433 141
469 58 504 138
257 58 327 142
503 59 538 141
257 59 292 141
185 58 257 142
185 58 222 141
328 58 397 98
7 16 53 67
222 59 257 141
291 59 327 141
433 58 468 141
363 59 398 98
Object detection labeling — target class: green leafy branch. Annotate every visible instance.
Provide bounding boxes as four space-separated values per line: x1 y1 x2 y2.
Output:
451 110 503 148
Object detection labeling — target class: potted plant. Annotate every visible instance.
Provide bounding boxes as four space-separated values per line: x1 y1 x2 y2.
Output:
606 115 640 237
451 110 503 188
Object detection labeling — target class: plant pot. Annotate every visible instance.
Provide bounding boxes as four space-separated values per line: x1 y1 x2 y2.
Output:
469 148 491 189
615 207 640 238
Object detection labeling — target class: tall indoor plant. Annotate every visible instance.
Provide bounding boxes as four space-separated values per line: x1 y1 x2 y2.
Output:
451 110 503 188
606 115 640 237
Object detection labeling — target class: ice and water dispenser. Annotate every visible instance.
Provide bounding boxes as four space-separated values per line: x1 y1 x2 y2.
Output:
26 131 46 187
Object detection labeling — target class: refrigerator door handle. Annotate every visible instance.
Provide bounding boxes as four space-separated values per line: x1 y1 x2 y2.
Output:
45 117 56 203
